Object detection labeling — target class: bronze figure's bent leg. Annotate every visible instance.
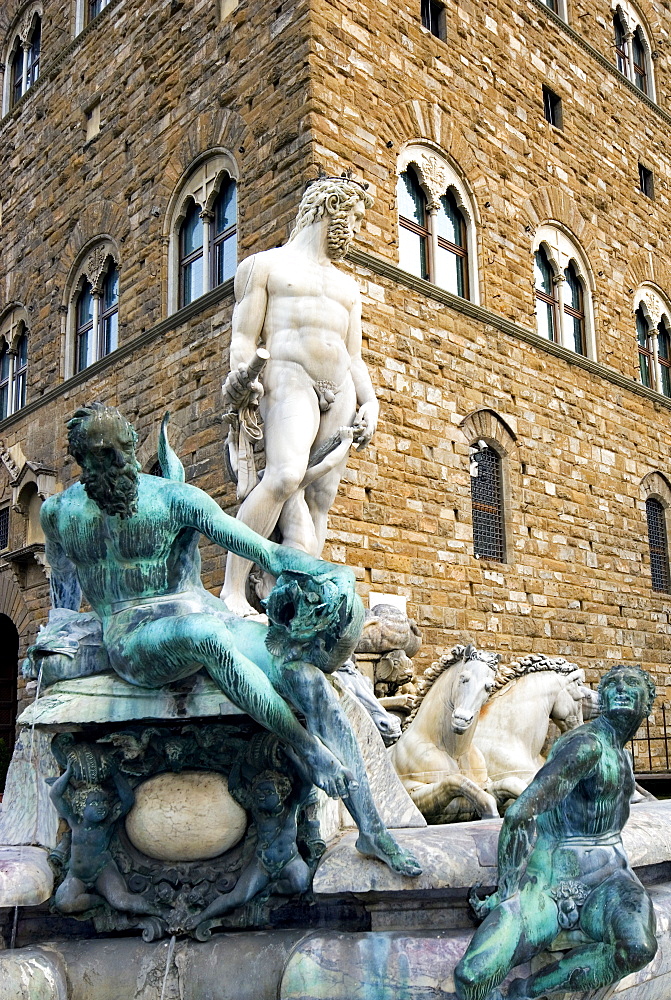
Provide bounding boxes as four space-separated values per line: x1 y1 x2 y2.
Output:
272 660 421 876
117 613 354 799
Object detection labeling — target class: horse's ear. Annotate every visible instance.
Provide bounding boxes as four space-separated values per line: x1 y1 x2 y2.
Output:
464 643 475 659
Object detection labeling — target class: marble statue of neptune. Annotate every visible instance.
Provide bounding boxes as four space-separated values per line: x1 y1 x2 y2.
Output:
221 174 379 618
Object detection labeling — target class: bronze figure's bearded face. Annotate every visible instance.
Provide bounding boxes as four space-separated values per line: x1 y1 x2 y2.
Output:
66 402 140 519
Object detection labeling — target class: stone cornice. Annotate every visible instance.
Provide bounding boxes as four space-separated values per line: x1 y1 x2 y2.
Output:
0 279 234 431
346 248 671 414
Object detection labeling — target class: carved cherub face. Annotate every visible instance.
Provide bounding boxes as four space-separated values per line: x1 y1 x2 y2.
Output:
82 790 111 823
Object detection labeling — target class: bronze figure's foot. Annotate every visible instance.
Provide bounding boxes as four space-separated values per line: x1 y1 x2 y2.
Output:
355 830 422 877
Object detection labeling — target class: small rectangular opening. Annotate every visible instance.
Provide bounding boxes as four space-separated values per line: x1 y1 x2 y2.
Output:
542 85 563 128
639 163 654 198
84 100 101 142
421 0 446 40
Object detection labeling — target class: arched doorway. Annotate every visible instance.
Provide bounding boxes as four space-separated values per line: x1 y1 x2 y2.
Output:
0 613 18 791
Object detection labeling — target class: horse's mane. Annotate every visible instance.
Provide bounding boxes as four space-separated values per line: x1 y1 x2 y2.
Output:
403 644 499 729
492 654 580 694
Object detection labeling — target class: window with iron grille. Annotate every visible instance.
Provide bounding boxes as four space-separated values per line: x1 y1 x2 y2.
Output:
0 507 9 551
470 446 505 562
646 497 670 593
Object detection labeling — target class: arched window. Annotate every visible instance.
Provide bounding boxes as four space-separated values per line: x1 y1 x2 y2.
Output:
0 307 29 419
65 242 120 377
534 246 558 342
4 11 41 113
532 226 594 358
637 306 653 387
612 3 655 99
646 497 670 592
396 144 479 302
167 154 239 314
633 287 671 397
564 262 585 355
397 167 429 281
658 319 671 397
470 445 505 562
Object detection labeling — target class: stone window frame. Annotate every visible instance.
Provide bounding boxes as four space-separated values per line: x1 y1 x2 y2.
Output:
62 238 120 380
633 285 671 398
0 306 29 420
532 224 596 361
165 150 239 316
611 1 656 101
641 473 671 593
2 3 42 116
459 409 518 567
396 142 480 305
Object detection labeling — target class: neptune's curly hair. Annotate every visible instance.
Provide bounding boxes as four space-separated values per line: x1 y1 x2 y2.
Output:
66 402 139 518
598 665 656 716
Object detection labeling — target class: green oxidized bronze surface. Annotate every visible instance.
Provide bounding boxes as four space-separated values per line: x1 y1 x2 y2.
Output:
455 665 658 1000
40 403 421 893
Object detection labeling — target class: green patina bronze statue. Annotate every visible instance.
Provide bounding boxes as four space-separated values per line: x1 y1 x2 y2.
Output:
455 664 658 1000
41 403 420 878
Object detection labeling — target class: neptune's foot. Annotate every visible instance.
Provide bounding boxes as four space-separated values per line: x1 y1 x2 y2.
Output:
286 739 359 800
355 829 422 877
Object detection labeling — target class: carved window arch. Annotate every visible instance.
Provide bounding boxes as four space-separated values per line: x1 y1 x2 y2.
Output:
641 473 671 593
64 240 120 378
396 144 479 303
0 307 29 419
460 409 518 565
612 2 656 99
633 285 671 397
533 225 595 359
166 152 239 314
2 5 41 115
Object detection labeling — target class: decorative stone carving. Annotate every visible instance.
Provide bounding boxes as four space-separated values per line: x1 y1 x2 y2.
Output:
220 173 379 619
354 604 422 721
390 644 500 823
18 6 41 44
86 246 113 290
642 289 664 328
455 666 659 1000
0 442 21 481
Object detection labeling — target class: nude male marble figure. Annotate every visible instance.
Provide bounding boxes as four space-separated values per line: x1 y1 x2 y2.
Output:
221 174 379 618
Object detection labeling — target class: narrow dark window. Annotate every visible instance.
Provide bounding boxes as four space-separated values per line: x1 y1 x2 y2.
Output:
435 190 468 297
543 0 558 10
632 30 648 93
10 45 23 108
542 86 562 128
397 168 430 281
647 497 670 592
636 307 653 387
534 247 558 343
564 262 586 355
0 614 18 792
421 0 445 39
638 163 654 198
13 332 27 411
100 265 119 357
75 281 95 373
88 0 111 23
0 350 10 420
659 319 671 397
179 201 204 308
614 15 628 76
212 178 237 288
471 446 505 562
0 508 9 550
25 19 40 88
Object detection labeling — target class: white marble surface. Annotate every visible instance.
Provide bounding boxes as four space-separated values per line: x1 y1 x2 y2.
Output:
314 800 671 897
0 845 53 907
0 729 60 848
125 770 248 862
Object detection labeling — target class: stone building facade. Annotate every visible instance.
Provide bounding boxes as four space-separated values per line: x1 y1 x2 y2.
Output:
2 0 671 767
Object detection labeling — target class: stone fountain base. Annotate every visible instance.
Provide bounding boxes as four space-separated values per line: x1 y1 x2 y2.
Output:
4 802 671 999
